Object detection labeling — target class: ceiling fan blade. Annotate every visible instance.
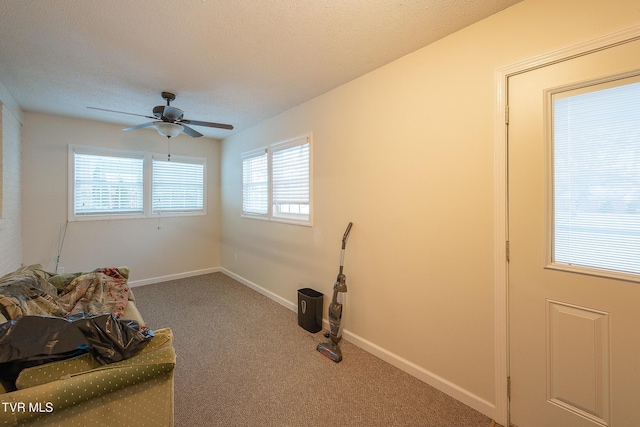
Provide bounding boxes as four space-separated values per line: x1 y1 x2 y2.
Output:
180 119 234 130
87 107 156 120
163 105 184 121
180 124 203 138
123 122 156 131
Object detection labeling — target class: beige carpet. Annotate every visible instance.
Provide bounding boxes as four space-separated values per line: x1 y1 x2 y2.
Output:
133 272 494 426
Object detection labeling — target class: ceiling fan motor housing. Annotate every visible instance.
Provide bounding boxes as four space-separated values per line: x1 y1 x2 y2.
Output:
153 105 164 119
161 91 176 103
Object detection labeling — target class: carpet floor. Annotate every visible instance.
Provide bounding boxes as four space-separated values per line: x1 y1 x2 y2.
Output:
133 272 494 426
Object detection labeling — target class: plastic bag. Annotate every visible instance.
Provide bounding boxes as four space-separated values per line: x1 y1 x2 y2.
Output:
67 312 153 364
0 313 153 389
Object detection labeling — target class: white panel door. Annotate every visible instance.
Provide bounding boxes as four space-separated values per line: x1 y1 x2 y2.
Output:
508 37 640 427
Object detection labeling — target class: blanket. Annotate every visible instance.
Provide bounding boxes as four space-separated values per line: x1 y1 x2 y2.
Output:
0 265 130 321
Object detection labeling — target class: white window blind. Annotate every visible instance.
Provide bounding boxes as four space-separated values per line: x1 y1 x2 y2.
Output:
241 134 312 225
242 149 269 216
73 150 144 216
272 139 310 221
152 157 205 213
553 78 640 276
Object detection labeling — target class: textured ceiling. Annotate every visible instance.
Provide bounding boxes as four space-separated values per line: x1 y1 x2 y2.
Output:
0 0 520 139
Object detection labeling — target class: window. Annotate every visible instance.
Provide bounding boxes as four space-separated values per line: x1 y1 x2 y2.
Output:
241 134 312 225
72 147 144 216
242 149 268 216
552 76 640 278
69 145 206 220
272 139 311 221
152 156 205 214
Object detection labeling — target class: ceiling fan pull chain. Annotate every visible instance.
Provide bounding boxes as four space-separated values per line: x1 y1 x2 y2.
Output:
167 136 171 161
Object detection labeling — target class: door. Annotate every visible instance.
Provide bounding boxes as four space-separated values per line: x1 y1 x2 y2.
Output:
509 37 640 427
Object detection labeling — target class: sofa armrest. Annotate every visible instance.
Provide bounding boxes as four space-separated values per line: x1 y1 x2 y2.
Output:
1 328 175 426
14 328 173 390
122 300 145 327
0 357 175 425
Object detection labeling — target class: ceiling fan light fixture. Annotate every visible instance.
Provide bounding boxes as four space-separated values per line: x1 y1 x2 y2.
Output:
152 122 183 138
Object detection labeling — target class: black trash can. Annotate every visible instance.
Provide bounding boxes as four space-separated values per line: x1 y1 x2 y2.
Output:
297 288 323 333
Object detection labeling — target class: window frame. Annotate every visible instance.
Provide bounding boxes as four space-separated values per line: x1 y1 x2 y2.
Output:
68 145 207 221
241 133 313 226
545 74 640 283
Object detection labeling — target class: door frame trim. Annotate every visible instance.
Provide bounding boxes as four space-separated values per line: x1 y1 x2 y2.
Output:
493 24 640 426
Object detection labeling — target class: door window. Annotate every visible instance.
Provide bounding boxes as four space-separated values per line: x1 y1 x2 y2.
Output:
552 75 640 278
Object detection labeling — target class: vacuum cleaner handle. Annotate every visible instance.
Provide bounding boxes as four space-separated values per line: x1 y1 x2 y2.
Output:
342 222 353 249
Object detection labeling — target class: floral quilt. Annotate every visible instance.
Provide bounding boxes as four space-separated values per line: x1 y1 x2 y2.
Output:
0 265 131 321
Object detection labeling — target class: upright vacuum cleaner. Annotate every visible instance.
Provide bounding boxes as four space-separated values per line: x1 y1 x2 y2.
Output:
317 222 353 363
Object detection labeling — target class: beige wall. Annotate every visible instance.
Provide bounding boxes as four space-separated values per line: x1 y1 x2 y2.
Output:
21 112 222 282
0 83 23 276
220 0 640 417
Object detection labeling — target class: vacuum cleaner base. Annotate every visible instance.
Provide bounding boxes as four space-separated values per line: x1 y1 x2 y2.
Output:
317 341 343 363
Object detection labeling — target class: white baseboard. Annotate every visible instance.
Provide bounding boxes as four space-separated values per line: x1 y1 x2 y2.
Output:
219 268 496 420
342 329 496 418
219 268 297 312
128 267 221 288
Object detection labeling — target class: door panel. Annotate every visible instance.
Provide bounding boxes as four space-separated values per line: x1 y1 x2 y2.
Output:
508 38 640 427
546 300 610 423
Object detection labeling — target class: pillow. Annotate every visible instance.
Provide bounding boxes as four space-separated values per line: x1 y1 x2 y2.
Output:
47 272 82 292
90 267 130 280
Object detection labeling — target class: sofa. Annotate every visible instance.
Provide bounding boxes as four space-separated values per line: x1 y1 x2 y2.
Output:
0 265 176 426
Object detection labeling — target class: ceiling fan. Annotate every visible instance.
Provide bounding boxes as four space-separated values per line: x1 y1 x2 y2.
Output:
88 91 234 139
